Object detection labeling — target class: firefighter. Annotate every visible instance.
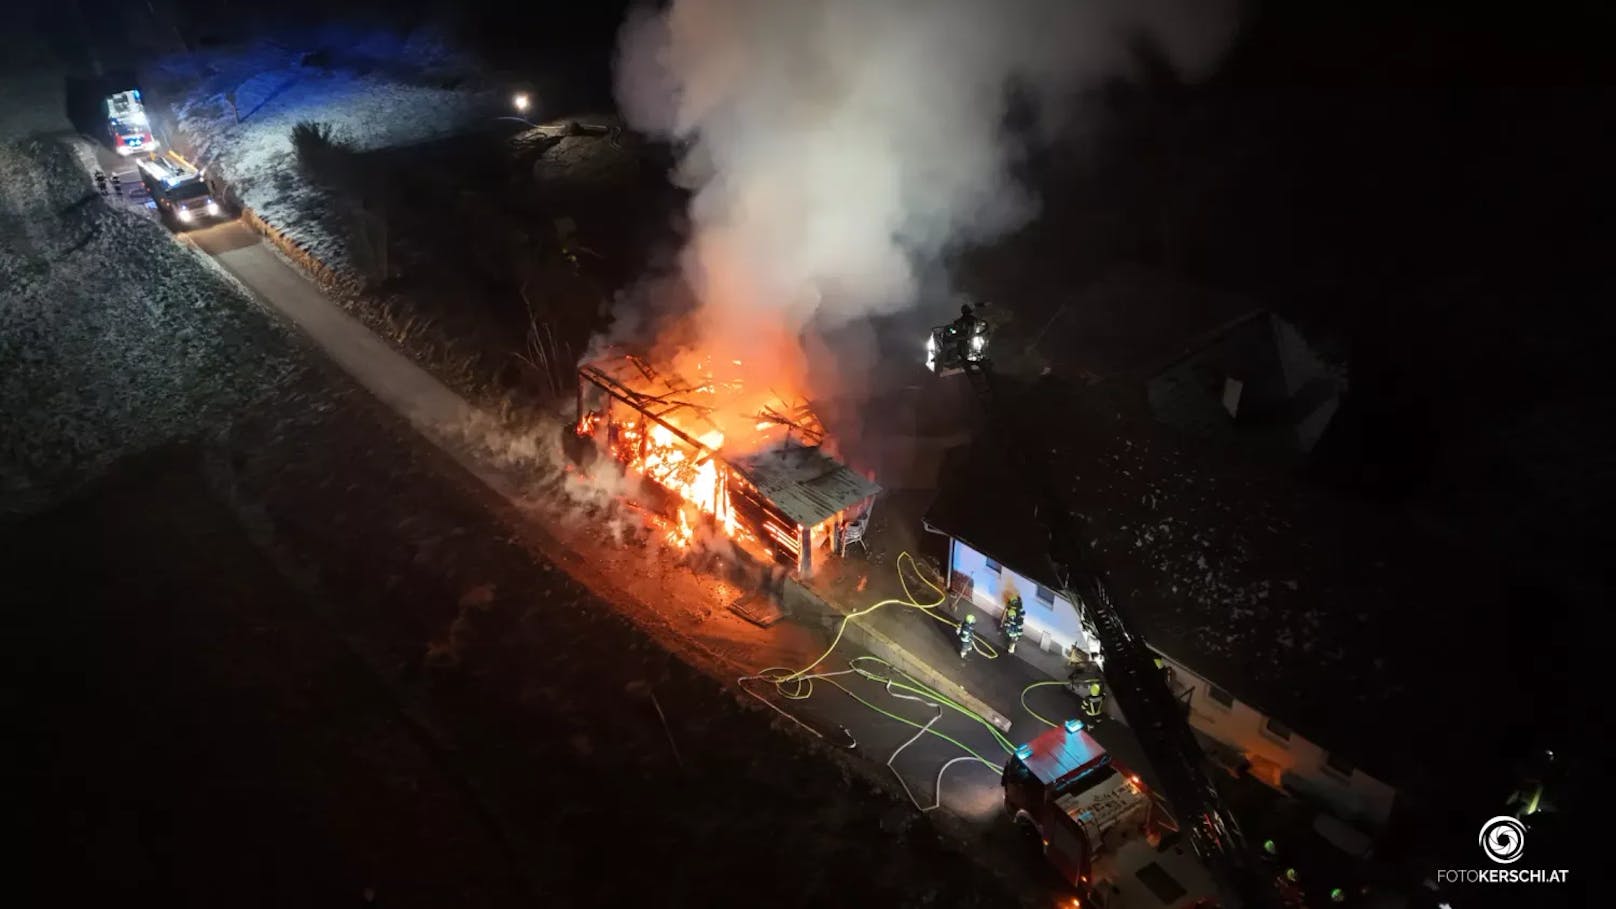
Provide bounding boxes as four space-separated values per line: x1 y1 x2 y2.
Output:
947 304 980 366
948 303 977 338
1002 595 1025 653
1080 679 1106 720
1154 655 1177 688
1505 748 1557 821
956 612 977 659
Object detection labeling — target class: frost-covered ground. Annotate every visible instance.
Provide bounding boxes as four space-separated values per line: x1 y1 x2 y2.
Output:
151 26 496 274
0 136 308 516
0 136 1032 909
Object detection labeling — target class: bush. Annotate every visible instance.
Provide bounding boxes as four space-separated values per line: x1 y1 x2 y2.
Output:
290 120 350 182
290 119 338 158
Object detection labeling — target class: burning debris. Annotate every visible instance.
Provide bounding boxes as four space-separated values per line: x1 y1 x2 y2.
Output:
575 352 879 576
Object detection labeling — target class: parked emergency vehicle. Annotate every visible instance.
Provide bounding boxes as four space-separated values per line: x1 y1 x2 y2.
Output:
106 90 157 156
1003 720 1220 908
137 152 224 229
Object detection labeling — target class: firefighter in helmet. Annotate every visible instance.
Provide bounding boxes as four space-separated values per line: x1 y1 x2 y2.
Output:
957 612 977 659
947 303 981 367
1154 655 1177 688
1002 594 1026 654
1080 678 1106 719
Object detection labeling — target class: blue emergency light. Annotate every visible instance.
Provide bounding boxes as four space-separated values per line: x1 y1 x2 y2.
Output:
1063 718 1084 733
1014 743 1033 760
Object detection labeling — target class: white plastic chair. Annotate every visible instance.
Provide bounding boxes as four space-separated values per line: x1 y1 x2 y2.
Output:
840 504 872 556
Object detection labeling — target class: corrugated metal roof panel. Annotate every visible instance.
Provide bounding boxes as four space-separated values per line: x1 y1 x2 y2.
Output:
728 443 881 527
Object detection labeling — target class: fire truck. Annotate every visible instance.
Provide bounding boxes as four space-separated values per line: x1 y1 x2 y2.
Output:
137 152 225 229
1004 719 1220 908
105 90 158 156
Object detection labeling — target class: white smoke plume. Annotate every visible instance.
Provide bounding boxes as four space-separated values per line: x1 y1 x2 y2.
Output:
612 0 1240 374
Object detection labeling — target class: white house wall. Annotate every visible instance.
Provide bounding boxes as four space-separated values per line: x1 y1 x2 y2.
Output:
950 540 1095 656
1156 651 1398 829
946 536 1397 829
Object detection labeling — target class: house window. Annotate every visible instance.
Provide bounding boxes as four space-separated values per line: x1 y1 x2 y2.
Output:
1263 717 1293 744
1323 752 1355 779
1205 684 1234 710
1034 584 1055 608
985 556 1002 574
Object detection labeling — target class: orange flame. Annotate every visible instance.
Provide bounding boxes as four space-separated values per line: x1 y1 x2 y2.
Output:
575 349 828 554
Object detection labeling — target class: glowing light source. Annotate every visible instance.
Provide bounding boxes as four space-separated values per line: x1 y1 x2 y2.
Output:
1063 718 1084 733
1014 743 1033 759
176 208 193 223
512 92 531 112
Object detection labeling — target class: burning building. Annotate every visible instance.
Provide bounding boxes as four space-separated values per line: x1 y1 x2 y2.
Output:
575 352 880 578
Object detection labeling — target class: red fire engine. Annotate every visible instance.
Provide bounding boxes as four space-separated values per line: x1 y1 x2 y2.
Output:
1003 720 1220 908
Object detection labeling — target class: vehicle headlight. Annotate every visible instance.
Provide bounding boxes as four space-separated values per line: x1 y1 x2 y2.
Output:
116 146 133 156
177 208 193 222
206 201 220 215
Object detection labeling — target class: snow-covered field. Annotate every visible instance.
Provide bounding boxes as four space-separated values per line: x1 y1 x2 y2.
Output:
0 136 307 516
153 28 495 275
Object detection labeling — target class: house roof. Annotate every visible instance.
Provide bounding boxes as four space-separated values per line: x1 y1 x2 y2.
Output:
925 441 1064 591
1145 310 1343 454
1147 311 1288 433
1023 265 1254 382
921 379 1457 791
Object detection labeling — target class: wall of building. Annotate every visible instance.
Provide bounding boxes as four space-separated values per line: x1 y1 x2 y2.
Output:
949 540 1097 657
1153 650 1398 829
946 535 1395 827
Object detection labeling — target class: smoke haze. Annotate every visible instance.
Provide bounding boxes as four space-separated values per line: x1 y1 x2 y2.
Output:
612 0 1239 383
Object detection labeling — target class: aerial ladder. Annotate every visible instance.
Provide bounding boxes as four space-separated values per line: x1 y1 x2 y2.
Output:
929 311 1280 908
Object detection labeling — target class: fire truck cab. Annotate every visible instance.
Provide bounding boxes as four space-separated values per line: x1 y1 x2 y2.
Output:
1004 720 1220 908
